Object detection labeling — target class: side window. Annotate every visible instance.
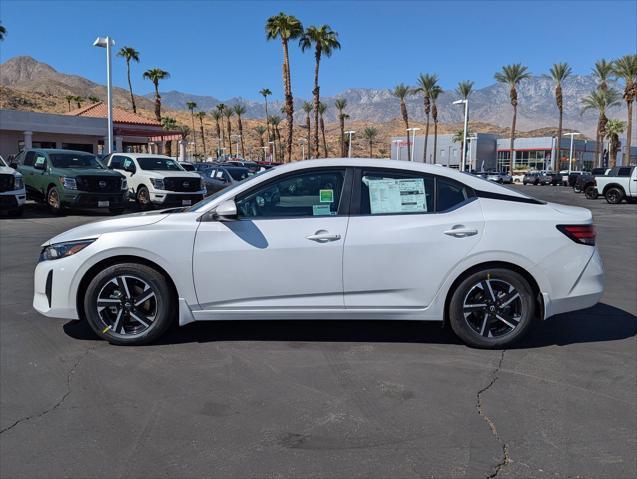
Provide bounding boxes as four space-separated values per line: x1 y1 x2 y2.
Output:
618 167 631 177
436 177 474 212
122 158 136 172
34 154 47 169
360 169 433 215
23 151 36 167
109 155 125 169
236 169 345 218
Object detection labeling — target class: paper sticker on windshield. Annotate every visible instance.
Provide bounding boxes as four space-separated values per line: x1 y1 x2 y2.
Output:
368 178 427 214
319 189 334 203
312 204 332 216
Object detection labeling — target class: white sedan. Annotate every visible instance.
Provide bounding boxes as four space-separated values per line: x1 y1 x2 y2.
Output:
33 159 604 348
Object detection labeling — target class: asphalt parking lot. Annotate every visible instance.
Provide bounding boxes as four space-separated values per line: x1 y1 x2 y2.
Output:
1 186 635 479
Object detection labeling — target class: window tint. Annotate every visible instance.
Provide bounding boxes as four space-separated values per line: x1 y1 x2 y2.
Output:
236 169 345 218
23 151 36 167
137 157 182 171
618 167 632 177
109 155 126 169
436 178 473 211
49 153 101 169
360 170 434 215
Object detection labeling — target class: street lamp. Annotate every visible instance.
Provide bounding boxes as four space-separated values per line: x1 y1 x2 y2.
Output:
93 36 115 154
406 127 421 162
260 146 269 161
269 141 276 162
392 139 402 161
563 132 580 174
299 138 307 160
453 99 469 171
231 134 242 159
345 130 356 158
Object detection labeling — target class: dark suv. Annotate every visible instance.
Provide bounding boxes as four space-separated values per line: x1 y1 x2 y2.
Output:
15 149 128 214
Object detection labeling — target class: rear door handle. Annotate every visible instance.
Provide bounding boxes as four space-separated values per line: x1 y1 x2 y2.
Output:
306 230 341 242
444 226 478 237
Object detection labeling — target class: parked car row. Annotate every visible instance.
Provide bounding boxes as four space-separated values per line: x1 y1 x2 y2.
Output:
572 166 637 204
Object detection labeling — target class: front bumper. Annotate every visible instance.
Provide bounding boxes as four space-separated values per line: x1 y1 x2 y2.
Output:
150 190 205 206
0 190 27 209
34 256 80 319
61 190 128 209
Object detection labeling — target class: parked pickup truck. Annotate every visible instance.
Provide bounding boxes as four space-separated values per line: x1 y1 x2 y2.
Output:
595 165 637 204
0 155 26 216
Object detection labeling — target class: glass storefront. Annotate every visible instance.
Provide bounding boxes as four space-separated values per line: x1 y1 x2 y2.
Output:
497 150 552 171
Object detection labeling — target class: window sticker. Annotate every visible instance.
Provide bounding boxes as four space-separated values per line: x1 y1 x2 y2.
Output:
319 189 334 203
312 204 333 216
368 178 427 214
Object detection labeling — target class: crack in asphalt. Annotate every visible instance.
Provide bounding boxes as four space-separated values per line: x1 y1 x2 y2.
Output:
0 345 100 435
476 349 510 479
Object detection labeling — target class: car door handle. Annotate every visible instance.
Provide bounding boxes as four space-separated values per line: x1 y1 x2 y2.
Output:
306 230 341 242
444 226 478 237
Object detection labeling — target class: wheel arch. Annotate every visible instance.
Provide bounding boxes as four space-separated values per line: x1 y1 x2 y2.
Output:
601 183 625 195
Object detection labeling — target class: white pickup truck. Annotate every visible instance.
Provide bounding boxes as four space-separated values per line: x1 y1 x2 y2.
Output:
595 165 637 204
0 155 26 216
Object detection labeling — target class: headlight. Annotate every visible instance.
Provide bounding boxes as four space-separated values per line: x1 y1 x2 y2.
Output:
60 176 77 190
150 178 165 190
14 177 24 190
39 239 95 262
121 178 128 190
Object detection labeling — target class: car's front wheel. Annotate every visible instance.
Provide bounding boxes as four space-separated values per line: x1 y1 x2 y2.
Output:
47 186 65 215
83 263 175 345
136 186 152 210
448 268 536 349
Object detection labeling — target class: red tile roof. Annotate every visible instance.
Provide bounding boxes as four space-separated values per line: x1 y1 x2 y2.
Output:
66 102 162 127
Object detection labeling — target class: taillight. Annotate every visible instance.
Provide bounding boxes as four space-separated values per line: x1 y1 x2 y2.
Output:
557 224 596 246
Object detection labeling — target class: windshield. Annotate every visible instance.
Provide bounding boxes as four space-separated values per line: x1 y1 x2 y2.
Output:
227 168 252 181
138 157 183 171
180 163 195 171
49 153 104 169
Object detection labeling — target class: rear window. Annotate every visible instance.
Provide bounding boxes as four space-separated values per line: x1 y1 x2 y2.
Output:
49 153 103 169
180 163 195 171
436 178 473 212
138 157 183 171
227 168 252 181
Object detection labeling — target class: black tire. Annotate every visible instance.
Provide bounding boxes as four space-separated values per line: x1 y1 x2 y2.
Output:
573 185 582 193
584 185 599 200
534 179 539 185
605 187 624 204
47 186 65 215
83 263 175 346
136 186 153 210
523 182 528 186
448 268 536 349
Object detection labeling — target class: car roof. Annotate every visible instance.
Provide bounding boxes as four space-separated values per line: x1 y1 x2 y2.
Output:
26 148 95 155
109 153 176 159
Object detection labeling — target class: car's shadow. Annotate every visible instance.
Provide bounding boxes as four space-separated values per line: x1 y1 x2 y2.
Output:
63 302 636 349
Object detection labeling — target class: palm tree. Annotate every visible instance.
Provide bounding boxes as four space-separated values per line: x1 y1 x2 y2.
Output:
269 115 283 161
363 127 378 157
430 86 442 164
592 59 614 91
334 98 348 157
0 23 6 41
494 63 531 174
254 125 267 159
605 119 626 168
210 110 223 157
415 73 438 163
266 12 304 162
612 55 637 164
223 107 235 156
455 80 474 165
233 104 247 158
300 25 340 158
195 111 207 156
143 68 170 122
161 117 177 157
547 63 572 170
65 95 74 112
452 128 474 145
390 84 412 161
73 96 83 108
317 102 328 158
302 101 313 153
259 88 272 142
581 89 622 167
117 46 140 113
88 95 100 103
186 101 198 154
216 104 226 148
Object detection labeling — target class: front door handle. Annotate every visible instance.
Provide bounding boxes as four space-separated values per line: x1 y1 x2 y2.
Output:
444 226 478 237
306 230 341 242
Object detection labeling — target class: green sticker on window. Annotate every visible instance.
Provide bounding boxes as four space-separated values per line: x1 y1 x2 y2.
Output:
319 189 334 203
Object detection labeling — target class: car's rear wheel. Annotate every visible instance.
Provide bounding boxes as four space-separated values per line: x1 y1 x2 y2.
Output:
584 185 599 200
83 263 175 345
448 268 536 349
605 187 624 204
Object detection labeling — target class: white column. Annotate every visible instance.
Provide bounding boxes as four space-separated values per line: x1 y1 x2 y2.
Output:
23 131 33 149
160 140 166 156
147 142 155 154
179 140 187 161
115 136 123 153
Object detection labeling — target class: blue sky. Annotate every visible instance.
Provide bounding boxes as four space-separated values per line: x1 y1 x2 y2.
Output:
1 1 635 101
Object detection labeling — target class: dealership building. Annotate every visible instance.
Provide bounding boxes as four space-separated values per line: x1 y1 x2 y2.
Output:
391 133 637 170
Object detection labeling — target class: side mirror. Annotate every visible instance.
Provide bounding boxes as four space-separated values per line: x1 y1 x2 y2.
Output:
215 199 238 221
9 162 18 169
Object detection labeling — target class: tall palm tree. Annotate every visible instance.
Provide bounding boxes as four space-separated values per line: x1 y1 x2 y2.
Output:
581 89 621 167
302 101 313 153
73 96 83 108
65 95 74 112
592 59 614 91
334 98 348 157
605 119 626 168
299 24 340 158
186 101 198 154
117 46 140 113
363 127 378 157
269 115 283 161
317 102 328 158
547 63 572 170
195 111 207 156
0 23 6 41
143 68 170 122
612 55 637 164
216 104 226 148
161 117 177 157
494 63 531 174
210 110 223 157
254 125 267 159
455 80 474 165
223 107 235 156
266 12 304 162
415 73 438 163
430 86 442 164
233 104 247 158
259 88 272 142
391 84 412 161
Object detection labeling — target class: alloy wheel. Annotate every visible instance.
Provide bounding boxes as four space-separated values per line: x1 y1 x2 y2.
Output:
462 278 522 338
48 189 60 209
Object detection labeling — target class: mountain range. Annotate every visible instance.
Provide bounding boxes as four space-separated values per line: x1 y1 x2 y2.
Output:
1 56 633 141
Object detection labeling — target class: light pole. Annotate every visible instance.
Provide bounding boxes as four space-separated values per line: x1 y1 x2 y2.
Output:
345 130 355 158
212 137 222 159
93 36 115 154
452 99 469 171
406 127 421 162
269 141 276 162
299 138 307 160
391 139 402 161
260 146 269 161
564 132 580 174
231 134 241 158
